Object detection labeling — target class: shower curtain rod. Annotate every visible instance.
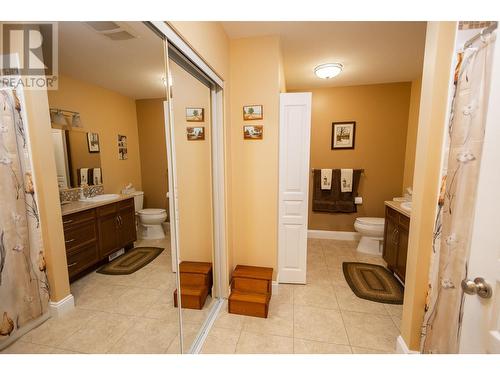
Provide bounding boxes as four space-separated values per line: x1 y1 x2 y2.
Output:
464 21 498 48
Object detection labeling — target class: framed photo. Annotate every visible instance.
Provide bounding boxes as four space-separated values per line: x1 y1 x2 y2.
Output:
243 105 263 120
118 134 128 160
331 121 356 150
243 125 263 140
87 132 100 153
186 107 204 122
187 126 205 141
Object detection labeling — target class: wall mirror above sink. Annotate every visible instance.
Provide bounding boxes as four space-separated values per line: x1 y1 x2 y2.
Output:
51 124 103 190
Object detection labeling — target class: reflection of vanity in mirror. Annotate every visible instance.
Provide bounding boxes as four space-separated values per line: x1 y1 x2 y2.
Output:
51 126 103 190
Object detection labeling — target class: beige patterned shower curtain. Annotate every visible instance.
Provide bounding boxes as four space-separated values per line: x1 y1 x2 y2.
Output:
420 31 496 353
0 86 49 350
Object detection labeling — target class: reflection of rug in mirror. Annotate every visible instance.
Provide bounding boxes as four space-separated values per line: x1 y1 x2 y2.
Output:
342 262 404 304
97 247 164 275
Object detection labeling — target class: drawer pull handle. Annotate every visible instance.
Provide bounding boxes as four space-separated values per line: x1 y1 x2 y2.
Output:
63 219 73 225
68 262 77 267
65 238 75 243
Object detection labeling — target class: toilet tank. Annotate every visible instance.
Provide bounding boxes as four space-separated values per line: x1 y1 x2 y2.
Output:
131 191 144 212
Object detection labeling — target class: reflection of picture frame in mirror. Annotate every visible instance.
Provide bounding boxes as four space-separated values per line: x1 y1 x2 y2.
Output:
243 125 263 140
243 105 263 120
87 132 100 153
186 107 204 122
187 126 205 141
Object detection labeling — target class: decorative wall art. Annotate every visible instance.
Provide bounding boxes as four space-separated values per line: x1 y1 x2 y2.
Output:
185 107 204 122
243 125 263 140
186 126 205 141
87 132 100 153
331 121 356 150
118 134 128 160
243 105 263 120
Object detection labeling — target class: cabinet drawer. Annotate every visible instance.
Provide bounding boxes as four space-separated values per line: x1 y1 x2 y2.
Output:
399 214 410 230
62 209 95 230
97 202 117 217
63 221 97 252
385 206 399 221
67 243 99 278
118 198 134 210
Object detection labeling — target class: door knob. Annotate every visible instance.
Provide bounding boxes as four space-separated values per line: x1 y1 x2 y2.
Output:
461 277 493 299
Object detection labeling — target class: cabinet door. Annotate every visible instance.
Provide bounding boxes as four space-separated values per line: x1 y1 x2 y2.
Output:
395 226 408 283
383 216 399 270
98 213 119 258
118 205 137 248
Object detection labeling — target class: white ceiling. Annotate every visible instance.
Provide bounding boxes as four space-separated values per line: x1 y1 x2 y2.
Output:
58 22 166 99
221 21 427 89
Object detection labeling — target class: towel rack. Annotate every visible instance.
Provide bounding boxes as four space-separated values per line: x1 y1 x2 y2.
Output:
311 168 365 175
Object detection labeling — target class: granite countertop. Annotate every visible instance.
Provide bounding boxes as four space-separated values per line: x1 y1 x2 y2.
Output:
61 194 134 216
384 200 411 218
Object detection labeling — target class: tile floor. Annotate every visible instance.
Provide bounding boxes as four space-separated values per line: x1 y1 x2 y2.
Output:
1 237 402 354
200 238 402 354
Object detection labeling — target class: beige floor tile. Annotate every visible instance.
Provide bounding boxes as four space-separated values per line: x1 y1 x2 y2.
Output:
74 283 128 312
384 303 404 318
293 284 339 310
201 327 240 354
355 253 387 266
272 284 294 305
390 315 402 330
21 308 97 347
144 301 180 322
107 318 179 353
242 302 293 338
213 302 245 330
294 304 349 345
108 287 162 316
1 341 55 354
58 311 135 353
236 331 293 354
165 323 200 354
294 338 352 354
342 311 399 352
334 286 390 315
351 346 395 354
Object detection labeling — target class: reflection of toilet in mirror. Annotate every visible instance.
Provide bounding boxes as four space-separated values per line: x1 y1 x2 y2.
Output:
132 190 167 240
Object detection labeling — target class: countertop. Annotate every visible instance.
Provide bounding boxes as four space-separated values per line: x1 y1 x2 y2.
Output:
61 194 134 216
384 200 411 218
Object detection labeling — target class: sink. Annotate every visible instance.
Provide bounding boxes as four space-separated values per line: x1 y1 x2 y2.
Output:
400 201 412 212
79 194 120 203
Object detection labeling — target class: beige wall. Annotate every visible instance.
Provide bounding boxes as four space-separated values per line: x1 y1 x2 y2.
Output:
229 36 283 278
401 21 457 351
402 77 423 193
299 83 412 232
48 75 142 194
171 61 213 263
136 98 168 210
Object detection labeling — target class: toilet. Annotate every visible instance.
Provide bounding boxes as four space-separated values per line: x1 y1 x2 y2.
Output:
131 191 167 240
354 217 385 255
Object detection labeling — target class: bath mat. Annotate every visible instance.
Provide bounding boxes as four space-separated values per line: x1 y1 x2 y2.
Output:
342 262 404 304
97 247 164 275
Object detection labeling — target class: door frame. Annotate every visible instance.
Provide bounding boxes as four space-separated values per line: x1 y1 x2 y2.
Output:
148 21 227 354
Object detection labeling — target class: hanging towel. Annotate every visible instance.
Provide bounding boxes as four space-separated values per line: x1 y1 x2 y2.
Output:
321 169 332 190
340 169 353 192
93 168 102 185
79 168 88 186
312 169 362 213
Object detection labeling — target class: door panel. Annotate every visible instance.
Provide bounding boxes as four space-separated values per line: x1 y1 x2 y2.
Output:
98 213 119 258
278 92 312 284
118 206 137 248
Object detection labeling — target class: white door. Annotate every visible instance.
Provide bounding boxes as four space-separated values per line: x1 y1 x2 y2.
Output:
278 92 312 284
459 37 500 353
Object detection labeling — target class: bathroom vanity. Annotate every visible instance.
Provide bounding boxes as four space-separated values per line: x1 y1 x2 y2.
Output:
383 201 411 283
61 195 136 280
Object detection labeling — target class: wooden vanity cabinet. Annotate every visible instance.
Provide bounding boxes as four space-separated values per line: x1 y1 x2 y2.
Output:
62 197 137 280
382 206 410 283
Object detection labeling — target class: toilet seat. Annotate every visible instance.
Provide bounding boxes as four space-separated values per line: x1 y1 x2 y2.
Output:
138 208 166 215
355 217 384 226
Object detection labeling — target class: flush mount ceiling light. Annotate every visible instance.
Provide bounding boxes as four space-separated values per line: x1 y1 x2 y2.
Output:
314 63 343 79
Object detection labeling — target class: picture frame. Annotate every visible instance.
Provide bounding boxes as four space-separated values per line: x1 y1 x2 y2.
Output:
185 107 204 122
187 126 205 141
117 134 128 160
243 105 263 121
331 121 356 150
87 132 100 153
243 125 263 140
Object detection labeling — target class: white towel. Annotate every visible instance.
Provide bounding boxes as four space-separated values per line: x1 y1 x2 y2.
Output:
80 168 88 185
321 169 332 190
341 169 353 192
93 168 102 185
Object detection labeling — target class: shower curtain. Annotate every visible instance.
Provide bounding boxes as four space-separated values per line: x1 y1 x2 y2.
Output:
420 30 496 353
0 86 49 350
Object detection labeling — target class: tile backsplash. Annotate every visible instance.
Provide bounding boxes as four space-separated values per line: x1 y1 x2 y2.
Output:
60 184 104 202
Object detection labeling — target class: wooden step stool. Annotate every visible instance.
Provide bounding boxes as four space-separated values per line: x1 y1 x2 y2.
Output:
228 265 273 318
173 261 212 310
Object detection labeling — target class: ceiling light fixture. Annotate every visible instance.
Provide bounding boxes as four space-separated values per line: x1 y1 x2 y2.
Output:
50 108 83 128
314 63 343 79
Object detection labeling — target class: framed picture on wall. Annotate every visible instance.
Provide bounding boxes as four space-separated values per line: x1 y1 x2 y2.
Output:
118 134 128 160
187 126 205 141
331 121 356 150
87 132 100 153
243 125 263 140
243 105 263 120
186 107 204 122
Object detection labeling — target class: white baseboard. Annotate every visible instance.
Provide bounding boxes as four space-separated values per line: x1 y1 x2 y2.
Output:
49 294 75 318
308 229 360 241
396 335 420 354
